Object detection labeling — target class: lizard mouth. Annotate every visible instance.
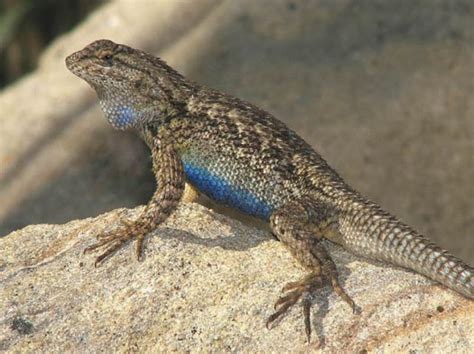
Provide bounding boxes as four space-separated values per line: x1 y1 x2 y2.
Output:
65 52 84 77
65 51 110 84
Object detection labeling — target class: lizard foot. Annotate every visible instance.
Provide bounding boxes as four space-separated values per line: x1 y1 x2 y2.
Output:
266 272 358 343
266 273 322 343
84 218 147 266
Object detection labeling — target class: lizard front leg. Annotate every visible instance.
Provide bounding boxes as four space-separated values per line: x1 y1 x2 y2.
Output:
266 198 357 342
85 134 185 265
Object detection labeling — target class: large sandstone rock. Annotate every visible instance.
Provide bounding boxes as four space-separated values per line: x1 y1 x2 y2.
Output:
1 203 472 352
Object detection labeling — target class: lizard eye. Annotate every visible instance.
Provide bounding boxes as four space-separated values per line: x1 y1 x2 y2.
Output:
97 51 114 66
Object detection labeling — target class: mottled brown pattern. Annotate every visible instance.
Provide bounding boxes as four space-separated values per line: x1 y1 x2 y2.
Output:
66 40 472 343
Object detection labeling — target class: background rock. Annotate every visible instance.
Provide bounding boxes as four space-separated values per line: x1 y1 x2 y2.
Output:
0 0 472 263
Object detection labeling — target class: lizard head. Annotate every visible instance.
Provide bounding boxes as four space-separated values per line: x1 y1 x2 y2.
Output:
66 39 192 130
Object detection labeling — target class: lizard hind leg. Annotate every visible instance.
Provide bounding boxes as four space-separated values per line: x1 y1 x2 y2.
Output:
267 198 357 342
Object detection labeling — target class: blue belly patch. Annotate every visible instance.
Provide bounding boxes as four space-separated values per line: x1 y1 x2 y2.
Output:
183 163 272 219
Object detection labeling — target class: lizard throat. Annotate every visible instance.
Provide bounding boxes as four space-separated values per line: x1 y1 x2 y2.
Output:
99 99 138 130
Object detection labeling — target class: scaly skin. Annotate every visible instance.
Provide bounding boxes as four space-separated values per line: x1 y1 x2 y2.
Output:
66 39 473 343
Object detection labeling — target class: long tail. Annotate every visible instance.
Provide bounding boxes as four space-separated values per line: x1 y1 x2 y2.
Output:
337 195 473 298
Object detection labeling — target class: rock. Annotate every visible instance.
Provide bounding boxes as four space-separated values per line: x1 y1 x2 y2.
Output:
1 203 472 352
0 0 473 264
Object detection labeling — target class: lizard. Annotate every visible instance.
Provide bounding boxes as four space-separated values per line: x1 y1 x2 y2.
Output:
65 39 473 342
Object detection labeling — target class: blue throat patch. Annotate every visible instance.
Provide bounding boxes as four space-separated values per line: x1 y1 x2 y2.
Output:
183 162 272 219
101 100 137 130
111 105 136 130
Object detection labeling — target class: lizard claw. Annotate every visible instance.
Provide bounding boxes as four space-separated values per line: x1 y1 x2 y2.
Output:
266 273 321 341
84 217 147 266
266 272 357 343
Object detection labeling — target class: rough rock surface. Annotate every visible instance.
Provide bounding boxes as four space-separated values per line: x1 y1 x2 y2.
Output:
1 203 473 352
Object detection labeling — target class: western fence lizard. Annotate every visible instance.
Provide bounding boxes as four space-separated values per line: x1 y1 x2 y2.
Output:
65 39 473 342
